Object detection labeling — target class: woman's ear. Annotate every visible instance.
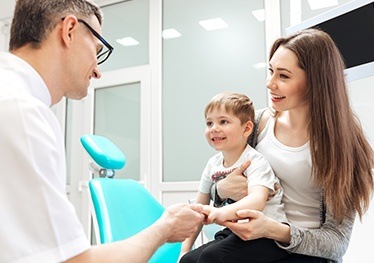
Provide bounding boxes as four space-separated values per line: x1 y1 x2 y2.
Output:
243 120 254 137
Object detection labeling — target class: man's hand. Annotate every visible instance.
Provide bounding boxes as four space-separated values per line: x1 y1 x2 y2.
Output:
161 203 204 242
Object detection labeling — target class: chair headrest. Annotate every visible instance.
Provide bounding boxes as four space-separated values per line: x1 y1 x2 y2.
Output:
80 134 126 170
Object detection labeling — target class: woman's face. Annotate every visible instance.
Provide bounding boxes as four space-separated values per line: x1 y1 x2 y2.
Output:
266 46 308 112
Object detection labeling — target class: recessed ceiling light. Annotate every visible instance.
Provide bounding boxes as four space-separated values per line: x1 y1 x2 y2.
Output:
307 0 338 10
252 9 265 22
116 37 139 46
253 62 267 69
162 28 182 39
199 17 229 31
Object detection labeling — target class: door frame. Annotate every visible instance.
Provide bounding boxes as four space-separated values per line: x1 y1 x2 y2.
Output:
68 65 151 237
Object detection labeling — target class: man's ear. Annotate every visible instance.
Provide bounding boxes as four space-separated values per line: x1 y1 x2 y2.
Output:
60 15 79 47
243 120 254 137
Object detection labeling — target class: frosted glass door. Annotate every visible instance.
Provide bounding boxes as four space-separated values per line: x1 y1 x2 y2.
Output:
94 83 140 180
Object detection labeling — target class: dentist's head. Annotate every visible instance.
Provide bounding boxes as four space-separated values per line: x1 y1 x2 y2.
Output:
9 0 113 105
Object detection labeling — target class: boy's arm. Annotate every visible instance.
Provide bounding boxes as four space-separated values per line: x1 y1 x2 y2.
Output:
206 186 268 224
180 192 210 255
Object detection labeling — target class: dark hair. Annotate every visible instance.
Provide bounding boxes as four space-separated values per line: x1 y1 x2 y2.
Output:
270 28 374 222
205 91 255 124
9 0 102 51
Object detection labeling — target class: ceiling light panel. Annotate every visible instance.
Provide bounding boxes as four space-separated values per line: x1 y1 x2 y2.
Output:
252 9 265 22
199 17 229 31
307 0 338 10
116 37 139 46
162 28 182 39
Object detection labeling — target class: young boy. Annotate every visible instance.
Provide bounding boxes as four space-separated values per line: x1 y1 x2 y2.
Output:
180 92 288 263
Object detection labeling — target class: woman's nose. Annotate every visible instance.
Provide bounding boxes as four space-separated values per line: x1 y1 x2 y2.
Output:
266 76 276 90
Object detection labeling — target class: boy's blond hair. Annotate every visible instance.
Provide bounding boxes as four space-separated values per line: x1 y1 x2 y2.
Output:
205 92 254 124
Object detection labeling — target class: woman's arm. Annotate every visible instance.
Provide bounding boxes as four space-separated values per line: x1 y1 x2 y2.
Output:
224 208 355 261
224 209 291 243
278 209 355 261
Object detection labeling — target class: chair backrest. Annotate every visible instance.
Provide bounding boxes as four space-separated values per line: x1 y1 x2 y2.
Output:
89 178 181 263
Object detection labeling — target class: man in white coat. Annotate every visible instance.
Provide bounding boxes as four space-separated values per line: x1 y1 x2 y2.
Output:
0 0 204 262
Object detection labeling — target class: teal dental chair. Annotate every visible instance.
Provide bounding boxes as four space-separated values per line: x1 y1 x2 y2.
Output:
80 135 182 263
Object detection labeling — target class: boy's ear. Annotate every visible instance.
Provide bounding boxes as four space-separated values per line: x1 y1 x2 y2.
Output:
243 121 254 137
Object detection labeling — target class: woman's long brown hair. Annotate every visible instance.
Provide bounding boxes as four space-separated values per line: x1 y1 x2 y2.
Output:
269 28 374 222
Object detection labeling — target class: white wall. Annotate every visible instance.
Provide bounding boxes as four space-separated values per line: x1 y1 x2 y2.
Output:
0 0 14 51
0 19 10 51
344 75 374 262
345 200 374 262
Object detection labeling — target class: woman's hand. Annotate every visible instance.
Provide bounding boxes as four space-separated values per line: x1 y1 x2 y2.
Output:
223 209 269 240
224 209 291 243
216 160 250 201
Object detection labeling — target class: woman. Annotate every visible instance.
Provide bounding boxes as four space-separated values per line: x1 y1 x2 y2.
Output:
214 28 374 263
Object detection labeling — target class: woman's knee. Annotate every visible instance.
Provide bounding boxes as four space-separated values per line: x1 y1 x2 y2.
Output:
197 246 222 263
179 250 200 263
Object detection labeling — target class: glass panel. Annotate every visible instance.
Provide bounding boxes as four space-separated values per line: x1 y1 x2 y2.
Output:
98 0 149 72
162 0 267 182
94 83 141 180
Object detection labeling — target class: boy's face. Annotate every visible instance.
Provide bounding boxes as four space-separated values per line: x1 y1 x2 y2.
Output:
205 106 252 154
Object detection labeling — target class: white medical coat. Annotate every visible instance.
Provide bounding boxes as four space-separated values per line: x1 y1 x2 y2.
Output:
0 52 90 262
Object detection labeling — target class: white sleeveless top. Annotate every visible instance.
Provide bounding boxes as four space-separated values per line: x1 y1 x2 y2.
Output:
256 114 321 229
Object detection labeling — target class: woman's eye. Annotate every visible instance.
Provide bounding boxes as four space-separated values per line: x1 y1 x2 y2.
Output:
280 74 289 79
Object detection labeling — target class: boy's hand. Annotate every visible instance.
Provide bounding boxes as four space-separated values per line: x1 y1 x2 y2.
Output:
202 205 228 225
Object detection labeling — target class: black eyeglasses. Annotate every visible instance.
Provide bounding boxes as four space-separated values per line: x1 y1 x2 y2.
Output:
77 18 114 65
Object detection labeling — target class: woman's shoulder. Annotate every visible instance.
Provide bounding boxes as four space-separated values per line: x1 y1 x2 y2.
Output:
248 107 273 147
256 107 275 133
